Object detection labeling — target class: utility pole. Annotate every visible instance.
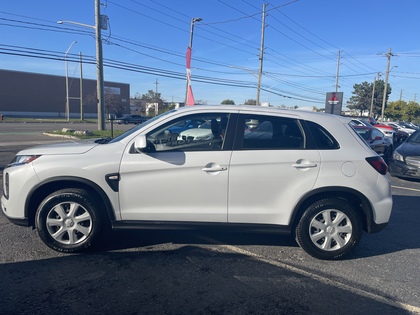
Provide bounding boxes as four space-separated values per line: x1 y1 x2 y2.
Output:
369 72 380 117
381 48 394 122
95 0 105 130
335 50 341 92
256 3 267 106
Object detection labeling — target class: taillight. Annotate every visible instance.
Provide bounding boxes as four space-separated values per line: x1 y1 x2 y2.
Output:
366 156 388 175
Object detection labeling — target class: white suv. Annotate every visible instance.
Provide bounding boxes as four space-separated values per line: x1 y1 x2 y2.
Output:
1 105 392 260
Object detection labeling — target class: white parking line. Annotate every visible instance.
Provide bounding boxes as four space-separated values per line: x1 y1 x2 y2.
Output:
392 185 420 193
199 235 420 314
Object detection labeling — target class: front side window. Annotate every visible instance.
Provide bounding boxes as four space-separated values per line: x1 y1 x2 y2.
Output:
239 114 305 150
146 113 230 152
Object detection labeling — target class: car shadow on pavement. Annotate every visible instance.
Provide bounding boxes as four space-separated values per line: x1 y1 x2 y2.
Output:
97 228 299 254
348 194 420 259
92 194 420 261
0 244 409 315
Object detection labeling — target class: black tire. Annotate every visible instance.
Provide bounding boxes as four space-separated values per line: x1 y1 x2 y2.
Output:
384 146 393 165
295 198 363 260
35 188 104 253
124 120 129 125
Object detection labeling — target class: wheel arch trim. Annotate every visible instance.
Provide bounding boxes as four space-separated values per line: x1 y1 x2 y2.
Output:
25 176 116 226
290 186 374 233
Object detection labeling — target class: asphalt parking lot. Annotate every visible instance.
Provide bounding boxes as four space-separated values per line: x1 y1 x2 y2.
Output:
1 122 420 314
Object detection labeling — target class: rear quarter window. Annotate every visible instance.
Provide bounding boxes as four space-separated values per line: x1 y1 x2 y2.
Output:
306 121 340 149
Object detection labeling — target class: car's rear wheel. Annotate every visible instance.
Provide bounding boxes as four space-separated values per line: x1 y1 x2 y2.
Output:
35 188 104 253
295 198 363 260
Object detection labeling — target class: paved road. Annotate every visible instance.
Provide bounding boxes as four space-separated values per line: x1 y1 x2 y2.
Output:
1 122 420 314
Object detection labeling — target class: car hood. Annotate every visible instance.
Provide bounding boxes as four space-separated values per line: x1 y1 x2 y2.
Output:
17 139 99 156
398 141 420 156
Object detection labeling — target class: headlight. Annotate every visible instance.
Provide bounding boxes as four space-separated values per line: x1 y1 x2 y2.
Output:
8 155 41 167
392 150 404 162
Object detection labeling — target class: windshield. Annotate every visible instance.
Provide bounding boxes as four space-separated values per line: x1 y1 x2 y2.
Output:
407 130 420 143
109 110 176 143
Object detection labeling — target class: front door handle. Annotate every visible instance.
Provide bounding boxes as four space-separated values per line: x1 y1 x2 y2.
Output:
202 166 228 172
202 162 228 172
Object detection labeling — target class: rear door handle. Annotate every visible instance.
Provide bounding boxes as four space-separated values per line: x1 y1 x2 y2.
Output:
292 163 318 169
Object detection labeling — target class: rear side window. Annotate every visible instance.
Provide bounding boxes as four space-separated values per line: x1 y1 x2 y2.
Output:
306 121 339 149
238 114 305 150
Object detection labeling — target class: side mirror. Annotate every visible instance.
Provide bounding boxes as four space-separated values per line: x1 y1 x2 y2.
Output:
134 134 148 153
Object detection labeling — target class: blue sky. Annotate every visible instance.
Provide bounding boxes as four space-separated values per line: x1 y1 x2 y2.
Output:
1 0 420 109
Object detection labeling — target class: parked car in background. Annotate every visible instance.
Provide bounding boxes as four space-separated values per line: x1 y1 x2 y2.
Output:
1 105 393 260
389 129 420 180
168 118 207 134
386 122 417 144
398 121 419 130
177 120 213 141
349 117 394 141
116 114 148 125
351 125 393 164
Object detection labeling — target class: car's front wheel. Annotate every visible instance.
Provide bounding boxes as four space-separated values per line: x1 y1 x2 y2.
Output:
295 198 363 260
35 188 105 253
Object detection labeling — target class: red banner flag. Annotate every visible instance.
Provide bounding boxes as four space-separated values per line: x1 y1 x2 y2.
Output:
186 47 195 106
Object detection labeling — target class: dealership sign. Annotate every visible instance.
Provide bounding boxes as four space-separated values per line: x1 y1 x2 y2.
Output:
325 92 343 115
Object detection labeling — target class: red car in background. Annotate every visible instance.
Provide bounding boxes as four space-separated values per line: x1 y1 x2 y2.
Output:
349 116 394 141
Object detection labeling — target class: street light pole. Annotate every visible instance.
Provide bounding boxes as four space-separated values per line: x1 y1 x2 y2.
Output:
185 17 202 105
58 0 106 130
65 41 77 121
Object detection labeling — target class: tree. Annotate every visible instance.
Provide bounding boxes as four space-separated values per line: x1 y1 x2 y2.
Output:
244 99 256 105
138 90 165 117
221 99 235 105
403 101 420 123
384 100 405 121
104 87 129 116
84 89 128 118
384 100 420 123
347 80 391 117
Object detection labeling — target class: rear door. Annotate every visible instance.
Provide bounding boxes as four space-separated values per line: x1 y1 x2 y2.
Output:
227 113 321 226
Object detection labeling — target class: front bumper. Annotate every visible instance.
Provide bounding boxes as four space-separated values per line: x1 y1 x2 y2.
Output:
1 195 29 226
389 160 420 179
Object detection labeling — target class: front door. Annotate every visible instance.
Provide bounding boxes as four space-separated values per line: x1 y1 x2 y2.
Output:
118 112 233 223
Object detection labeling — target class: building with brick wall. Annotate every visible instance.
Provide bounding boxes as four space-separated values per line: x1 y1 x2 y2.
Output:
0 69 130 118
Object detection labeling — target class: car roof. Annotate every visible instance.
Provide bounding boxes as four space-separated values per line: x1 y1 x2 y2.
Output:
171 105 352 124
